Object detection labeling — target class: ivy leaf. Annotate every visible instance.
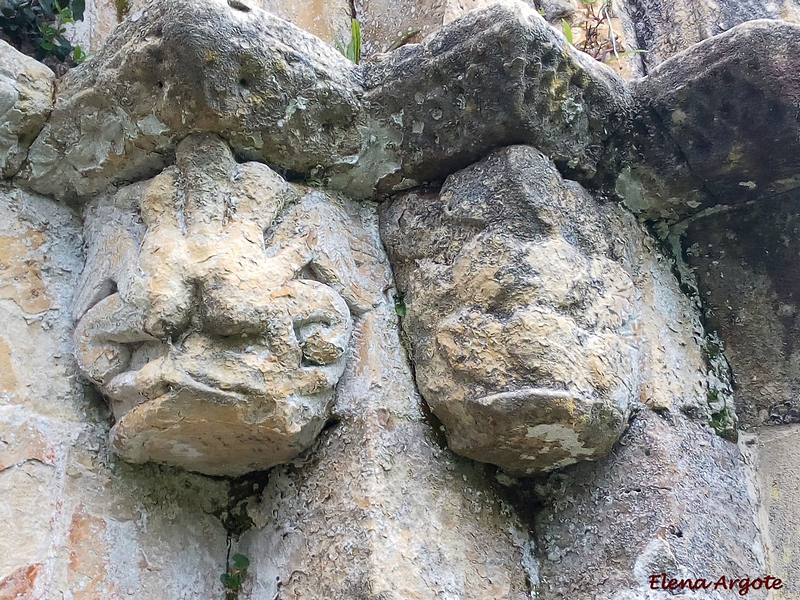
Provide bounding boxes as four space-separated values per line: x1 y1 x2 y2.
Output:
561 19 573 45
227 573 242 590
231 554 250 570
72 44 86 62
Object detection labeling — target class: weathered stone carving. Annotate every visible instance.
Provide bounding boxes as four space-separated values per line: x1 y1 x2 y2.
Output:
5 0 799 597
382 145 640 475
73 133 377 475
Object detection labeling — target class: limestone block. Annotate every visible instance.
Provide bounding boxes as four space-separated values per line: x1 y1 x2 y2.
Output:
0 436 60 581
620 20 800 222
341 0 632 196
73 133 382 475
676 196 800 428
381 145 640 475
257 0 352 49
0 41 54 179
242 306 536 598
532 411 768 598
50 453 229 600
22 0 363 202
63 0 352 56
0 186 85 420
63 0 142 56
618 0 800 72
20 0 632 202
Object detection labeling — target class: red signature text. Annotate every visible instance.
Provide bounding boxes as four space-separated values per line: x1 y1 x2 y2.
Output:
649 573 783 595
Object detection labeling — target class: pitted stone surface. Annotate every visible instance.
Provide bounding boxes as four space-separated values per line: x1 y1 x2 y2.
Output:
73 134 382 475
676 195 800 428
1 1 793 597
0 41 54 179
19 0 633 202
347 0 632 195
620 20 800 222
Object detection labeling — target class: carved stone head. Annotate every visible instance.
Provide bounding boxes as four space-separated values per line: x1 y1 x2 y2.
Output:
73 134 374 475
381 145 639 475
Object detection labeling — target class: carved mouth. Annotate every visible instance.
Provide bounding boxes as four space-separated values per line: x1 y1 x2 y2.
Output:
104 367 248 420
468 387 579 409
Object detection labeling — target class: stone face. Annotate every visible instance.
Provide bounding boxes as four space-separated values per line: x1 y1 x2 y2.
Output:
382 144 737 474
22 0 364 202
620 20 800 222
73 133 382 475
381 145 639 475
347 0 631 196
0 41 54 179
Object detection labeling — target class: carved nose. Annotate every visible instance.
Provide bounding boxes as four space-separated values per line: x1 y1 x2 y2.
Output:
198 268 270 337
141 239 271 339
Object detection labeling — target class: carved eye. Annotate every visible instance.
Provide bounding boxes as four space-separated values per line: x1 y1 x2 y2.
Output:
74 278 119 321
227 0 251 12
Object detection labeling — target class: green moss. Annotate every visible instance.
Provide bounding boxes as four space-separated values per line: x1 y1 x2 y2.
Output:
114 0 130 22
709 406 738 442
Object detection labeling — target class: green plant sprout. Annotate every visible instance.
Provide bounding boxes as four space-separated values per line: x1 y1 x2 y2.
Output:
220 553 249 599
393 290 406 317
335 18 362 64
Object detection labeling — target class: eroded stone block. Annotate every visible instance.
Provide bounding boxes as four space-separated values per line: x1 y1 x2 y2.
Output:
344 0 632 196
22 0 363 201
0 41 54 179
621 20 800 222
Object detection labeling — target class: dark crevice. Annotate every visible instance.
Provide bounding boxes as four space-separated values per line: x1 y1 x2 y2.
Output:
212 469 272 539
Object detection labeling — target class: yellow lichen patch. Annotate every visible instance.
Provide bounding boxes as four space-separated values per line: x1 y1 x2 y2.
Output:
0 229 51 313
671 108 688 124
0 336 18 396
727 144 744 164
